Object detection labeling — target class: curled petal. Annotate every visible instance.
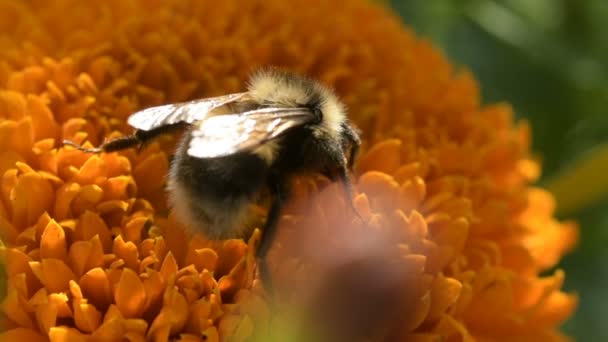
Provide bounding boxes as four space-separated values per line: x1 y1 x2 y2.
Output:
426 275 463 322
53 182 80 221
48 327 88 342
10 171 54 228
79 268 112 311
74 211 112 251
70 184 104 216
73 298 102 333
27 95 60 142
0 328 47 342
358 139 402 174
133 152 168 196
30 258 75 293
73 156 106 185
68 235 105 277
2 287 35 328
148 287 188 337
218 259 248 302
114 268 147 318
113 235 140 271
39 219 67 261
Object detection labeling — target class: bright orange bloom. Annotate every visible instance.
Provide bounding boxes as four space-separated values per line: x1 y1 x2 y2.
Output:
0 0 577 341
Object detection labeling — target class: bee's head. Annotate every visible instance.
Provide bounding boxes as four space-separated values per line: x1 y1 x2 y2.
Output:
248 67 347 139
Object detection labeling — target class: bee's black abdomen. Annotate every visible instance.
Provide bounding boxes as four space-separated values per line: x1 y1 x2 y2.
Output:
182 152 268 198
167 131 269 238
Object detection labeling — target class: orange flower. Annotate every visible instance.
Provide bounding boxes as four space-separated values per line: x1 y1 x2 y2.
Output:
0 0 577 341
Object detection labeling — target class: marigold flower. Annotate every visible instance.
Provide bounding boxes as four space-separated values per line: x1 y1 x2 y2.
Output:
0 0 577 341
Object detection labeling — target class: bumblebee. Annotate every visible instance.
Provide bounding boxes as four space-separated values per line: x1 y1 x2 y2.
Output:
65 68 361 285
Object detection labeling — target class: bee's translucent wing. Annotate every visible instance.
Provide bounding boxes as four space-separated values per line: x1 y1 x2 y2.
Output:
188 107 315 158
127 92 248 131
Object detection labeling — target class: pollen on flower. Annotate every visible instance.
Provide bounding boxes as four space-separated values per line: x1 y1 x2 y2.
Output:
0 0 576 341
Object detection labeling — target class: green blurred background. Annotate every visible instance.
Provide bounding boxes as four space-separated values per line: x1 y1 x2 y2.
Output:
389 0 608 340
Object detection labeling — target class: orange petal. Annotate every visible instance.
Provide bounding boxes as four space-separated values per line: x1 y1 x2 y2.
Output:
404 292 432 332
124 331 147 342
96 199 130 215
2 287 35 328
73 298 102 333
216 240 247 277
186 248 218 273
0 151 24 183
358 171 401 212
54 182 80 220
48 327 88 342
27 95 60 142
101 153 132 177
218 259 248 301
70 184 104 215
202 327 219 342
393 162 426 184
0 213 19 245
68 235 104 277
185 299 212 334
0 328 47 342
32 258 76 293
427 275 463 322
105 175 137 200
1 168 18 216
115 268 147 318
400 176 426 212
123 216 147 243
406 210 429 240
10 272 30 300
40 219 67 261
140 255 159 272
48 292 72 318
103 304 124 323
142 269 164 317
113 235 140 271
92 317 126 341
15 226 38 249
200 270 218 296
10 171 54 228
73 155 106 185
35 302 57 336
0 117 34 158
178 334 204 342
133 152 168 196
148 323 171 342
160 252 178 283
0 90 27 120
1 248 42 293
124 318 149 337
358 139 402 174
148 287 189 337
74 211 112 251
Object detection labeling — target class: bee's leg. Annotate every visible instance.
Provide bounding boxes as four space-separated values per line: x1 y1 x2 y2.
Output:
63 123 184 153
341 123 361 170
336 163 364 222
348 140 360 171
257 175 289 293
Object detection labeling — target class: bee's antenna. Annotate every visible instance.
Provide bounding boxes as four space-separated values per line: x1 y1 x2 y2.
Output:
63 140 102 153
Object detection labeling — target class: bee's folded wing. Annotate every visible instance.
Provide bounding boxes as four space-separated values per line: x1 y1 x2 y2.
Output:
188 107 315 158
127 92 248 131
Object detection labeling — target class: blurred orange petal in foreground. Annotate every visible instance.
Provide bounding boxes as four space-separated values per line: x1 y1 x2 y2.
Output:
0 0 577 341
